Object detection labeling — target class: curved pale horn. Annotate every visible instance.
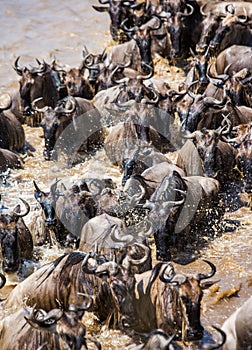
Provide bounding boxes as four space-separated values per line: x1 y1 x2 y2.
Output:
13 198 30 217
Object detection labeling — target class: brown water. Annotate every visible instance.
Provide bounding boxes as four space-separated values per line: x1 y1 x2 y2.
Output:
0 1 252 349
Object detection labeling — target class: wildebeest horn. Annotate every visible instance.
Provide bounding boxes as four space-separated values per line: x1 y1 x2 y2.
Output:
186 80 199 100
64 96 76 113
37 343 48 350
13 56 23 76
137 63 154 80
111 224 134 245
129 1 145 10
36 60 47 74
159 263 175 283
13 198 30 217
115 99 135 109
236 7 248 23
56 97 76 114
31 97 47 112
182 130 200 139
82 53 94 68
77 292 94 310
141 89 160 105
81 252 99 274
140 330 175 346
95 261 119 277
146 262 167 294
25 306 63 330
207 63 230 87
98 0 109 3
126 243 150 266
178 3 194 17
33 180 43 194
225 4 235 15
219 113 232 135
203 86 227 106
200 3 208 16
0 272 6 289
50 178 61 195
196 259 216 281
147 16 162 31
205 326 226 349
121 18 139 33
112 71 130 85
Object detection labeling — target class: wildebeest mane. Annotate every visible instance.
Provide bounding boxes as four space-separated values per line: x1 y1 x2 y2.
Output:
35 252 85 288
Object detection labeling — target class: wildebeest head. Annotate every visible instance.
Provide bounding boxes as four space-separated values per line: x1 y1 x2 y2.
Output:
183 124 229 178
39 107 59 160
61 187 97 238
181 83 227 132
19 298 100 350
112 64 158 105
94 261 138 329
39 97 77 161
121 16 162 72
162 0 195 59
236 139 252 193
33 180 60 228
13 57 59 116
147 260 216 341
208 8 248 56
0 199 30 273
92 0 134 42
188 49 210 92
196 10 224 54
143 170 187 261
62 64 94 99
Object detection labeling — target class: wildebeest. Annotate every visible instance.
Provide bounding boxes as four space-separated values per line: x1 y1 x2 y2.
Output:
222 123 252 192
93 259 216 341
158 0 202 60
104 112 169 167
39 95 105 162
195 1 239 54
79 213 152 273
214 45 252 75
0 93 25 152
183 126 238 183
208 9 252 57
92 0 135 43
0 148 23 172
121 143 170 185
0 302 101 350
33 180 68 245
222 295 252 350
0 198 33 273
62 63 95 100
121 15 163 70
142 169 221 260
13 57 62 124
2 251 112 322
33 179 97 246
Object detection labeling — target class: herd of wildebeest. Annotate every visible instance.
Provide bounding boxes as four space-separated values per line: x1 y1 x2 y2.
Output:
0 0 252 349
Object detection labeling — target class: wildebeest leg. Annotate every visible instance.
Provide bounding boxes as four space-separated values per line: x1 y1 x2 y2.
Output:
154 229 171 261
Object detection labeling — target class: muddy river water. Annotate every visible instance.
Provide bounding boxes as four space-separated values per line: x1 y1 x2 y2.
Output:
0 1 252 349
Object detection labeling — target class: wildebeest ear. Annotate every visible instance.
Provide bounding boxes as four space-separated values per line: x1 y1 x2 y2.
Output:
13 204 21 213
200 279 220 289
92 5 109 12
172 170 183 180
